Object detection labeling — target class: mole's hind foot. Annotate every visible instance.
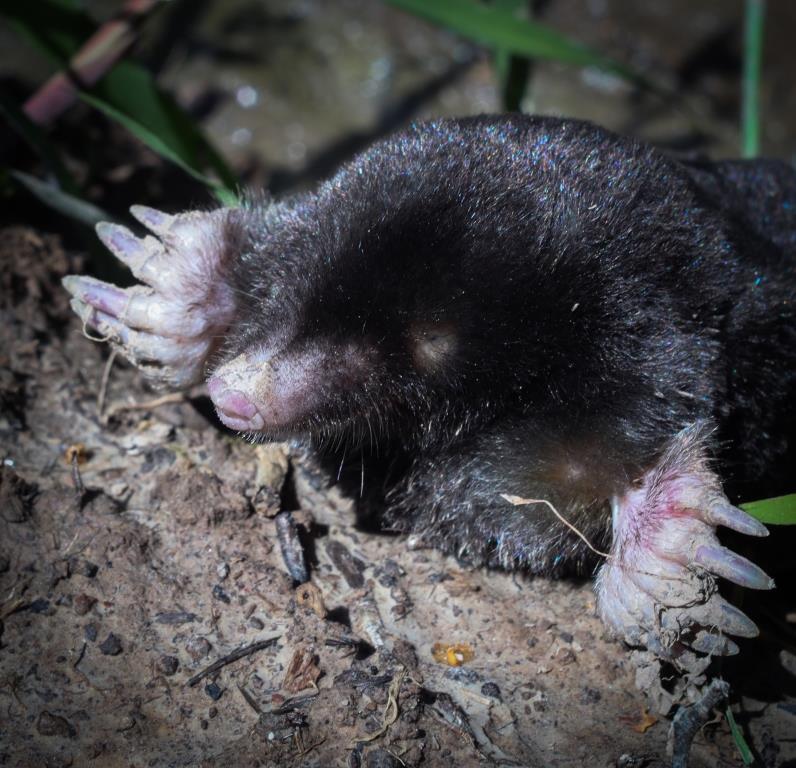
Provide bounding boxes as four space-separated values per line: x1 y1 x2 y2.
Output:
596 423 773 663
63 206 235 388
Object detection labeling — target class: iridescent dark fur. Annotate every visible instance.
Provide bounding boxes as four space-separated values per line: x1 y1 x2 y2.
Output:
217 115 795 576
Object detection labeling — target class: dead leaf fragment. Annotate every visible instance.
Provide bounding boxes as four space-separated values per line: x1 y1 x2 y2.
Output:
282 645 321 694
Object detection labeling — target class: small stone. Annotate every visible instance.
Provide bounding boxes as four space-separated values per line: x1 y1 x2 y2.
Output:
481 682 502 700
580 686 602 705
205 682 223 701
216 562 230 580
99 633 123 656
559 631 574 643
28 598 51 614
37 710 76 738
84 623 98 642
154 611 197 625
212 584 231 604
208 707 218 719
366 748 398 768
249 617 264 630
185 636 211 661
200 718 209 730
557 648 576 665
157 655 179 676
73 594 96 616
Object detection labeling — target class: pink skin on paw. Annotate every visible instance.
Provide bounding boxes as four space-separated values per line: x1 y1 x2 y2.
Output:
596 424 773 660
63 205 235 388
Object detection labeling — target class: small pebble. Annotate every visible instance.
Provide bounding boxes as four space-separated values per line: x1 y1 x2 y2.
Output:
200 718 209 730
99 633 123 656
481 682 502 700
366 748 398 768
37 711 76 738
157 655 179 676
208 707 218 719
73 594 96 616
205 682 223 701
84 623 98 642
212 584 231 604
560 631 574 643
249 617 265 630
28 598 51 614
154 611 197 625
216 562 230 580
185 636 212 661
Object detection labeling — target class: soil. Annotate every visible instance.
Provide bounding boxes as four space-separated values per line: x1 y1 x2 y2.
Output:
1 226 795 768
1 1 796 766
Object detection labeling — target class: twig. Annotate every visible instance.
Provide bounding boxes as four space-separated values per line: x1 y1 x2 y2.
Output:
185 636 279 688
236 683 262 715
71 451 86 501
102 391 189 423
73 642 87 670
668 679 730 768
97 348 118 419
500 494 610 558
275 511 309 583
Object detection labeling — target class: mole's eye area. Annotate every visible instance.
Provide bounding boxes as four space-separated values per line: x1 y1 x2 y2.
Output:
409 322 458 374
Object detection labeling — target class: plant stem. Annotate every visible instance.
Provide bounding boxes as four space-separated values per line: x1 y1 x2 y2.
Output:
741 0 765 158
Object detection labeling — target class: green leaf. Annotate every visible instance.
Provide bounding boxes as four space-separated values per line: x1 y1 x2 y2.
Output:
91 63 239 196
741 0 765 158
740 493 796 525
0 0 93 64
0 88 79 194
386 0 647 86
1 0 239 201
79 90 237 205
725 708 754 766
11 170 111 227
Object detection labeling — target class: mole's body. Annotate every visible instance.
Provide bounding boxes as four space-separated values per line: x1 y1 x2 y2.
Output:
64 115 795 663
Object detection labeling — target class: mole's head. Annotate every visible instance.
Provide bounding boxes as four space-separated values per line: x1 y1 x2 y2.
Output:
206 121 595 448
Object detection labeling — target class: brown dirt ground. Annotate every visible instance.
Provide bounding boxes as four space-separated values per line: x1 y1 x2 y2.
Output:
1 228 794 768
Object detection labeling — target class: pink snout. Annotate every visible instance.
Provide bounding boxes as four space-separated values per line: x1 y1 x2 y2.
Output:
207 376 265 431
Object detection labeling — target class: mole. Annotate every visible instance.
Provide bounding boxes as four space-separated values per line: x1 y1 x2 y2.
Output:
63 115 795 664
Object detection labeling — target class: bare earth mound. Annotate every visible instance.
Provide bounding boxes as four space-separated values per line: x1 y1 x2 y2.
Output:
1 228 793 767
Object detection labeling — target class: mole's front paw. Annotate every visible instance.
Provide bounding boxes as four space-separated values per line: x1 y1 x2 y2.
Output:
63 206 235 388
596 424 773 661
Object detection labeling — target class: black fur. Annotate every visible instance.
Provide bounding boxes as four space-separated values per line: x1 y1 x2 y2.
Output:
216 115 795 575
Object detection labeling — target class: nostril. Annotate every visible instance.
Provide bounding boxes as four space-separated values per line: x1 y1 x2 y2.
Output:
217 389 258 420
207 377 264 430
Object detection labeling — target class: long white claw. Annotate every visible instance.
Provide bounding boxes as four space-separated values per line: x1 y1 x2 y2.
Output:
129 205 175 236
95 222 164 284
690 632 739 656
695 544 775 590
705 500 769 537
688 594 759 638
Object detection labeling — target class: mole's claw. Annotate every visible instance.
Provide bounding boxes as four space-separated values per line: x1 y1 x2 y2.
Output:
705 500 769 537
130 205 174 235
695 545 775 590
96 222 145 264
95 222 164 284
63 275 129 317
691 595 759 638
690 632 739 656
70 297 129 343
597 423 774 664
